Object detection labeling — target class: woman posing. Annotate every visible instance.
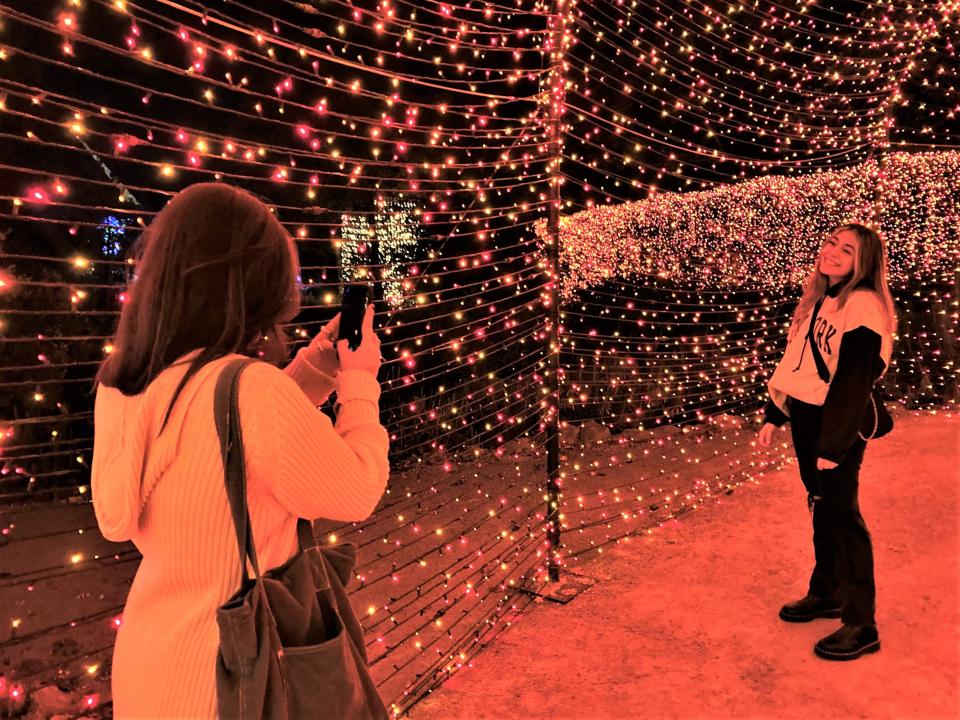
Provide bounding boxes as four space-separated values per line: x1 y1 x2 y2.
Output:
759 222 896 661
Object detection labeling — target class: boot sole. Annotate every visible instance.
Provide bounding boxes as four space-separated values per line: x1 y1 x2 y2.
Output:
814 639 881 661
779 608 842 623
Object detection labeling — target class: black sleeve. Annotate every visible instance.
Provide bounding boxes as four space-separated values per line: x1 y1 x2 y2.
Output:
818 326 884 463
763 399 789 427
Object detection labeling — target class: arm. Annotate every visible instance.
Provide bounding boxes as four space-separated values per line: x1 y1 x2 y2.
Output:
242 365 389 522
818 326 884 463
763 398 789 427
284 342 337 406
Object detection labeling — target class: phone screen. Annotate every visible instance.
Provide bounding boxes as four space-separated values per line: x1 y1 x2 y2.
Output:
340 284 369 351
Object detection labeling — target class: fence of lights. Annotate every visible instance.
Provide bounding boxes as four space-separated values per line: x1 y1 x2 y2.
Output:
0 0 958 716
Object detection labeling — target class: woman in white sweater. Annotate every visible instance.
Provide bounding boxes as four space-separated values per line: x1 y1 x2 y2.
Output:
92 183 389 717
758 222 896 661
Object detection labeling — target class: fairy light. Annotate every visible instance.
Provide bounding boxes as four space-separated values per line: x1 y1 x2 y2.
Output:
554 151 960 295
0 0 954 715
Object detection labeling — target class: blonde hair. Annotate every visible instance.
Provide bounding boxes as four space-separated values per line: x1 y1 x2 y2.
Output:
790 222 897 338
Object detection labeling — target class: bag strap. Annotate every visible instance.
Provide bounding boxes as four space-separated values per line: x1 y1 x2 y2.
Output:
214 358 259 581
214 358 317 583
858 390 879 441
805 298 832 384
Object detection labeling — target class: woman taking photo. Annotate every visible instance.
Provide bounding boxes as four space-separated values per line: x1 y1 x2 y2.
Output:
92 183 389 716
758 222 896 661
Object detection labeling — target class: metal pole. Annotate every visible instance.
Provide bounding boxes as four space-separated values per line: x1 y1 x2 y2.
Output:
545 0 567 583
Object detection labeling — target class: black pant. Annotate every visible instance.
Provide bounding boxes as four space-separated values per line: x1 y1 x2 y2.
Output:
790 399 876 626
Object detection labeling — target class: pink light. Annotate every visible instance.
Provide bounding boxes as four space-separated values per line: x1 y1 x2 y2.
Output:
25 187 49 204
57 13 77 32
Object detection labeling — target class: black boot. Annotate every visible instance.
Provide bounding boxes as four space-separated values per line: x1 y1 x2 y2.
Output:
814 624 880 660
779 594 842 623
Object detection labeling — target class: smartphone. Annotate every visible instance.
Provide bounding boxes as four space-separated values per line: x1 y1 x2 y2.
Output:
339 284 369 351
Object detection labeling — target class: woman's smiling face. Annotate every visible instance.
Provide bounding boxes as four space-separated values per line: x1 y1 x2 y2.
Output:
819 229 859 283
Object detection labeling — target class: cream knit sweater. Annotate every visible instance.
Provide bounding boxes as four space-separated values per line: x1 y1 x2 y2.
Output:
92 347 389 719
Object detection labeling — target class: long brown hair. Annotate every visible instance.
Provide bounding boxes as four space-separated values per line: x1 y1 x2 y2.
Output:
790 222 897 338
96 183 300 422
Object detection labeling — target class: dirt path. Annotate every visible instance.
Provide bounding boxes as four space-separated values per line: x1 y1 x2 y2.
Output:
408 411 960 720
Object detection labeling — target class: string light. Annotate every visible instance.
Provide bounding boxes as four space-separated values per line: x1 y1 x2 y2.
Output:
0 0 956 716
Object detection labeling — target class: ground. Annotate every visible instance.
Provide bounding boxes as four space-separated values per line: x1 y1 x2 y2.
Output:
2 411 956 718
408 411 959 720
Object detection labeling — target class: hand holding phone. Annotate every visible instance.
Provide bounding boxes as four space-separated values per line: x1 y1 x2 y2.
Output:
337 304 381 376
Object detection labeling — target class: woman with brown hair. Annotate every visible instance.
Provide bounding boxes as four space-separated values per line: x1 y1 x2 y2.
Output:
92 183 389 716
758 222 896 661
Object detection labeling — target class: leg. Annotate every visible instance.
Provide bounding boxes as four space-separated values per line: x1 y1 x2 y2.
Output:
817 439 876 626
789 401 839 601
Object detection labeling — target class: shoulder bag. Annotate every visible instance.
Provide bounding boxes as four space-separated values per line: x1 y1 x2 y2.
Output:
213 358 388 720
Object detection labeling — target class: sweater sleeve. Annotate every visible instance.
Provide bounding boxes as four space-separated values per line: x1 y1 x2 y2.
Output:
763 398 790 427
241 364 389 522
818 326 884 463
283 343 337 406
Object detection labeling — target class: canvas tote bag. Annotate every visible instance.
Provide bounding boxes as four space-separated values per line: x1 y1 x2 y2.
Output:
213 358 388 719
